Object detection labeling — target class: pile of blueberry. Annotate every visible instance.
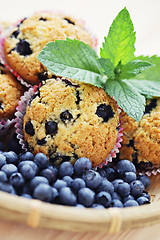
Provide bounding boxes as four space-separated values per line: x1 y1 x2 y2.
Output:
0 140 151 208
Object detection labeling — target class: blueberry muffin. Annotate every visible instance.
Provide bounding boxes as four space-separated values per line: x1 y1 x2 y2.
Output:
119 98 160 171
4 12 95 85
0 64 25 120
23 77 119 167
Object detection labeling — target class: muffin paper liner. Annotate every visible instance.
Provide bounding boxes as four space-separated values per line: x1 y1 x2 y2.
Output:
0 12 98 89
14 85 123 167
14 86 38 150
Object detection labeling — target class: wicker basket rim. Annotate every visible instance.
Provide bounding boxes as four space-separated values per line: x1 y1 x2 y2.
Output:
0 191 159 234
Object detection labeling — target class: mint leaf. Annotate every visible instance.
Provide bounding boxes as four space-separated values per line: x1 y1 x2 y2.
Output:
98 58 115 78
104 79 145 121
118 60 152 80
126 79 160 98
134 55 160 81
37 39 103 88
100 7 136 66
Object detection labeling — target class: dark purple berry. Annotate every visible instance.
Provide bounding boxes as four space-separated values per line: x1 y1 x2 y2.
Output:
130 180 145 198
25 121 35 136
96 104 114 122
82 170 101 189
96 191 111 208
59 161 74 178
110 199 123 208
71 178 85 193
34 153 49 169
1 164 18 178
33 183 52 202
59 187 77 206
45 121 58 135
124 200 139 207
78 187 95 207
74 157 92 176
137 196 150 205
60 110 73 123
137 175 151 188
15 40 32 56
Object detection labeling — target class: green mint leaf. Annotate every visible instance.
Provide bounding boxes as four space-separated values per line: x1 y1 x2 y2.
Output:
37 39 103 88
100 7 136 66
134 55 160 81
126 79 160 98
104 79 145 121
98 58 115 78
117 60 152 80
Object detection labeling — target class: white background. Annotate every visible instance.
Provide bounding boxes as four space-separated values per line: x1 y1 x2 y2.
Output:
0 0 160 56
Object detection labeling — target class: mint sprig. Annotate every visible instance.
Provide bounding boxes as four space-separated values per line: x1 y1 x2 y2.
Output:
37 7 158 122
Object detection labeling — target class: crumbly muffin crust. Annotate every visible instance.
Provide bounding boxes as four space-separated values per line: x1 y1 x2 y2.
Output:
119 98 160 168
23 78 119 167
4 12 94 85
0 65 25 120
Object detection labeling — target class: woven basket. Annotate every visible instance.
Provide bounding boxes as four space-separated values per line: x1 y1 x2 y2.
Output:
0 173 159 236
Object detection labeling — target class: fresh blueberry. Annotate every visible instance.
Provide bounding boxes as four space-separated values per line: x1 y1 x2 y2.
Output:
10 172 25 188
71 178 86 193
34 153 49 169
137 196 150 205
110 199 123 208
124 200 139 207
78 187 95 207
30 176 49 191
76 204 85 208
0 171 7 182
140 191 151 201
123 194 135 203
3 151 18 165
45 121 58 135
96 178 114 195
59 161 74 178
51 187 59 203
112 179 124 191
117 182 130 197
0 182 16 194
137 175 151 189
130 180 145 198
74 157 92 176
40 165 58 184
0 153 7 168
96 191 112 208
33 183 52 202
59 187 77 206
53 179 67 191
0 142 4 151
123 172 137 183
116 160 136 178
21 193 32 199
82 170 101 189
97 168 107 178
19 151 34 161
105 167 117 181
18 161 38 180
1 164 18 178
91 203 105 209
62 176 73 187
96 104 114 122
112 192 122 201
15 40 32 56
